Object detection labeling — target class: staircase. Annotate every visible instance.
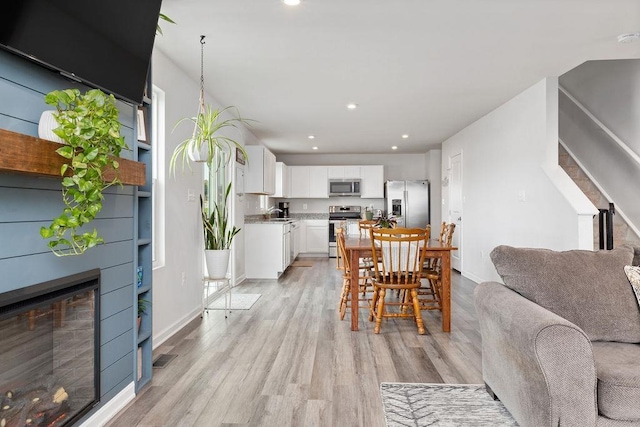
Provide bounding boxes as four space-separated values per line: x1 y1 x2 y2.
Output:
559 144 640 250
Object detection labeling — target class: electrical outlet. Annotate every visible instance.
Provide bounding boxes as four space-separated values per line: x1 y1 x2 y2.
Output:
181 271 186 286
187 189 195 202
303 203 308 210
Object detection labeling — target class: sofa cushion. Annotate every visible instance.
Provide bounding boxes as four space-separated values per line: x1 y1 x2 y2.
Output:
490 245 640 342
592 342 640 421
623 265 640 308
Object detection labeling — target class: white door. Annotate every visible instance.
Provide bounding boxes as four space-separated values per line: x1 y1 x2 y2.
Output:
449 152 462 271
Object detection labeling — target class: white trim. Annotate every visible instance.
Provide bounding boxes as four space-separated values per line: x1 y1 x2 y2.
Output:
153 307 201 349
559 85 640 168
462 270 484 285
559 138 640 240
78 382 135 427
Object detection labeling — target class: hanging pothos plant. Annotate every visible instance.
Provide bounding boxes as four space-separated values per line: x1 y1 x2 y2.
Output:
40 88 128 256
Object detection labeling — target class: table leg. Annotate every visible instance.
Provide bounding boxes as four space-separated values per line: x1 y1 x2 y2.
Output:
350 248 360 331
441 252 451 332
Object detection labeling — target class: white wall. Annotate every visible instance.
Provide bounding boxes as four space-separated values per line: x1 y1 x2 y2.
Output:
426 149 442 231
151 49 254 346
441 78 593 283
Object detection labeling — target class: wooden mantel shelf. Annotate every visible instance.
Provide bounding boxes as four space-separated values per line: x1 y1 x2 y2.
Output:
0 128 145 186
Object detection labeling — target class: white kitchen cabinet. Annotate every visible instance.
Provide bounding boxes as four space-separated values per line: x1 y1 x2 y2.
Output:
274 162 289 198
288 166 328 198
309 166 328 198
360 165 384 198
304 219 329 253
327 166 361 179
291 220 300 259
244 145 276 195
289 166 309 198
244 223 292 278
297 220 307 255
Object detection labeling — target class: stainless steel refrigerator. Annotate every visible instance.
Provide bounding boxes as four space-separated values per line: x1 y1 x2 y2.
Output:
384 180 430 228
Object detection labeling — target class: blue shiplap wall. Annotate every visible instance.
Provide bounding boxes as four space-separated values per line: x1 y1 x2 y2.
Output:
0 49 136 410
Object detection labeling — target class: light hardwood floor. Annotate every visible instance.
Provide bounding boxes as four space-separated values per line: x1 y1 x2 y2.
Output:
106 257 482 427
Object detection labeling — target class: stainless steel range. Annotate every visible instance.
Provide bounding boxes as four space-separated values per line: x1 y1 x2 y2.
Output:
328 205 362 258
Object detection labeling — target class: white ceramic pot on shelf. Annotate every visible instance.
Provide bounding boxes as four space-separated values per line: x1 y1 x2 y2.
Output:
38 110 65 143
205 249 230 279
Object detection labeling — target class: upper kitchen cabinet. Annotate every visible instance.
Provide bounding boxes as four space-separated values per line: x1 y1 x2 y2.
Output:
289 166 328 198
360 165 384 198
273 162 289 198
327 166 361 179
244 145 276 195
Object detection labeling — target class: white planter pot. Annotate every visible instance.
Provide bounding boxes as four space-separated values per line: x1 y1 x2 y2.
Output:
205 249 230 279
38 110 65 143
187 142 210 163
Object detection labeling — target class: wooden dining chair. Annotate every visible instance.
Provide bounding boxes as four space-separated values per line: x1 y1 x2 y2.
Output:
358 220 378 237
368 227 429 334
358 219 378 270
337 228 374 320
336 220 347 271
419 223 456 310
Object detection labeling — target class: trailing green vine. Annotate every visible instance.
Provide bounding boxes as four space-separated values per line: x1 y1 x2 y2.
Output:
40 88 128 256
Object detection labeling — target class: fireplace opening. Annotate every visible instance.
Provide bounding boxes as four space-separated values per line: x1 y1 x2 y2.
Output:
0 269 100 427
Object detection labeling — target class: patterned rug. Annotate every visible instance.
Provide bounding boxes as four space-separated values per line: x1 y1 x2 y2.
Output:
209 293 261 310
380 383 518 427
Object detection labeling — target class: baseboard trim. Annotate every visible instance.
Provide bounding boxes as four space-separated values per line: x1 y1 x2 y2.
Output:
79 382 135 427
461 270 484 285
153 307 201 349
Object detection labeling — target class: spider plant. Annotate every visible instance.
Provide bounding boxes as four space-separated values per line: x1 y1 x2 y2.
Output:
170 105 250 176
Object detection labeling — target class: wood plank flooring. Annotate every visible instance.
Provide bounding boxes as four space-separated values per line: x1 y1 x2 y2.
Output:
106 258 482 427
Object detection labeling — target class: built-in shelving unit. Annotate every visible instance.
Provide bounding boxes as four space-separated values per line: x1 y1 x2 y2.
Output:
0 129 145 185
134 84 153 392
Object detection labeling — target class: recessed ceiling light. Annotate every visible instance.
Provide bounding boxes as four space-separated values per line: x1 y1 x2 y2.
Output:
391 146 398 150
308 135 315 139
346 103 358 110
283 0 300 6
312 146 318 150
617 32 640 43
402 134 409 139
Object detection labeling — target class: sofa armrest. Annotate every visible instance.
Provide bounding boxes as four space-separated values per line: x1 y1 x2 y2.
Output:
474 281 598 427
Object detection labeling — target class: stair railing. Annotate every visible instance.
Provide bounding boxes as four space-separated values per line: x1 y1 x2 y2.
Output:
559 85 640 241
559 86 640 167
598 203 614 250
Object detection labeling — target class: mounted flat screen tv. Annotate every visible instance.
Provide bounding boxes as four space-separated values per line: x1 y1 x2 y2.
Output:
0 0 162 105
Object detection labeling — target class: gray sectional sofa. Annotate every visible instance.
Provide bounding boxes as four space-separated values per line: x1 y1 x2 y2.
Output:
474 245 640 426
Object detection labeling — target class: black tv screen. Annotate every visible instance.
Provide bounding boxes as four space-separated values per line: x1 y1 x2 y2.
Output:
0 0 162 105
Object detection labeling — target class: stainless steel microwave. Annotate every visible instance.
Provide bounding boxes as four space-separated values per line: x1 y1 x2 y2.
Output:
328 179 361 197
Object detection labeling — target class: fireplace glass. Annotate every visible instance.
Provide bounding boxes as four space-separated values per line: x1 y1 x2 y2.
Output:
0 269 100 426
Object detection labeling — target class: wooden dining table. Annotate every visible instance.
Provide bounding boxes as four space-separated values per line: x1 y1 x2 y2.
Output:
344 236 458 332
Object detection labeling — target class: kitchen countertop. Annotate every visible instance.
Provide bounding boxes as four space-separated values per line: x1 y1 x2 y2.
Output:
244 213 329 224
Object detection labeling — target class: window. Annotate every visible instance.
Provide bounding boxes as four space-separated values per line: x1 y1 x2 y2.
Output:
152 85 166 269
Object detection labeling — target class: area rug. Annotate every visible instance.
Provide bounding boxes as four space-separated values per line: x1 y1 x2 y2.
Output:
209 293 261 310
290 260 314 267
380 383 518 427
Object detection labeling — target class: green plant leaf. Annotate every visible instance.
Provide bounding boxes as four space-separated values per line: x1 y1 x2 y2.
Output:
40 87 127 256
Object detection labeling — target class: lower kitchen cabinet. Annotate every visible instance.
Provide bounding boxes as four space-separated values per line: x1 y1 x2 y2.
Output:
299 220 329 254
244 222 295 278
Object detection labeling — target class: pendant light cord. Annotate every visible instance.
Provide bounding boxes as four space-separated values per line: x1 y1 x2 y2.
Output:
199 35 206 112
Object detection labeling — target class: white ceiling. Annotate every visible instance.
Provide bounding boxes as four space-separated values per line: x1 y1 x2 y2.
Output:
155 0 640 155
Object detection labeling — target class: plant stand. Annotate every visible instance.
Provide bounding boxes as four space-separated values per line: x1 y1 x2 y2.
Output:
202 276 232 318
